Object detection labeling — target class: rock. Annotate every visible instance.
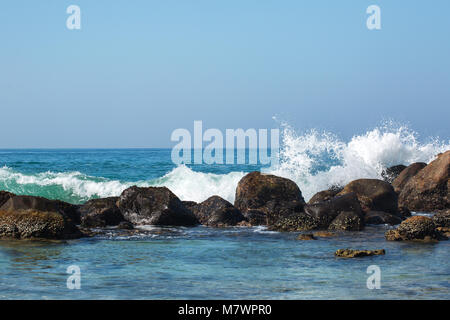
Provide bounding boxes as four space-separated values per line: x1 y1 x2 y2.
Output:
0 209 82 240
382 165 407 183
182 201 198 211
297 233 316 240
0 191 15 207
385 216 445 241
242 209 266 226
398 151 449 211
398 206 412 218
117 221 134 230
269 212 320 232
436 227 450 238
78 197 124 228
328 211 364 231
335 249 385 258
304 193 364 229
307 187 342 205
190 196 245 227
117 186 198 226
432 209 450 228
392 162 427 194
365 211 402 225
234 171 305 226
338 179 399 215
0 195 81 224
313 231 335 237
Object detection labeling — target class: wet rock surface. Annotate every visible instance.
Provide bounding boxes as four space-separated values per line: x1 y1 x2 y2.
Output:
335 249 385 258
190 196 245 227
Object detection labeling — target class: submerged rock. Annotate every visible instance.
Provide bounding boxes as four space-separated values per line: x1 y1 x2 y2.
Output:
0 209 82 240
78 197 124 228
338 179 399 215
335 249 385 258
297 233 316 240
313 231 335 237
398 151 449 211
392 162 427 194
385 216 446 242
190 196 245 227
365 211 402 225
270 212 320 232
117 186 198 226
382 165 407 183
234 171 305 226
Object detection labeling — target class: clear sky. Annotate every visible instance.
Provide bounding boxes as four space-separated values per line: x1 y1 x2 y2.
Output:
0 0 449 148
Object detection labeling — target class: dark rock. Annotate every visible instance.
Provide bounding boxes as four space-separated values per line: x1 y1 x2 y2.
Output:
117 186 198 226
365 211 402 225
0 191 15 208
328 211 364 231
304 193 364 228
297 233 316 240
432 209 450 228
335 249 385 258
398 151 449 211
398 206 412 218
78 197 124 228
0 195 81 224
0 209 82 240
385 216 445 241
338 179 399 215
308 188 342 205
234 171 305 226
392 162 427 194
382 165 407 183
117 221 134 230
181 201 198 211
242 209 266 226
190 196 245 227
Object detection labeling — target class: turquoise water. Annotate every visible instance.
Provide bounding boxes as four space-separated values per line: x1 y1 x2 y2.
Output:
0 148 449 299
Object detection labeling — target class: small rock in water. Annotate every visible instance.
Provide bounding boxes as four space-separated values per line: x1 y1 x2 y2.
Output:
335 249 385 258
297 233 316 240
313 231 335 237
385 216 447 242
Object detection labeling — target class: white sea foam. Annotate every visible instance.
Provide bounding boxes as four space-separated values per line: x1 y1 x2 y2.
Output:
0 123 448 203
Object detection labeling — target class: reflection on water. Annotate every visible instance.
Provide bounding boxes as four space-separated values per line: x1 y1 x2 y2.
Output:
0 225 449 300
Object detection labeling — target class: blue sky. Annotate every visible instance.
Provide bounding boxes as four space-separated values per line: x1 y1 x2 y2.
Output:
0 0 449 147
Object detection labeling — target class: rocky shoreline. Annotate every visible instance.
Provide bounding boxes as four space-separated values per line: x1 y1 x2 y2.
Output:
0 151 448 246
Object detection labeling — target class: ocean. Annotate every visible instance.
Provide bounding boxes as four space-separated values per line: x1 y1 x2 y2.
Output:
0 124 449 299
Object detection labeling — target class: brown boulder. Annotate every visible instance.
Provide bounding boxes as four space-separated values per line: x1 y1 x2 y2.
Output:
338 179 398 215
398 151 450 211
297 233 316 240
0 209 82 240
0 195 81 224
234 172 305 226
385 216 445 241
117 186 198 226
307 187 342 205
328 211 364 231
190 196 245 227
392 162 427 194
432 209 450 228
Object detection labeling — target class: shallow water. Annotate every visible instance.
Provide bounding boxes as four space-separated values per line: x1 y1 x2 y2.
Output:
0 225 448 300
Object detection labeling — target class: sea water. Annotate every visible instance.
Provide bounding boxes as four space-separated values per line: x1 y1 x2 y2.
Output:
0 124 449 299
